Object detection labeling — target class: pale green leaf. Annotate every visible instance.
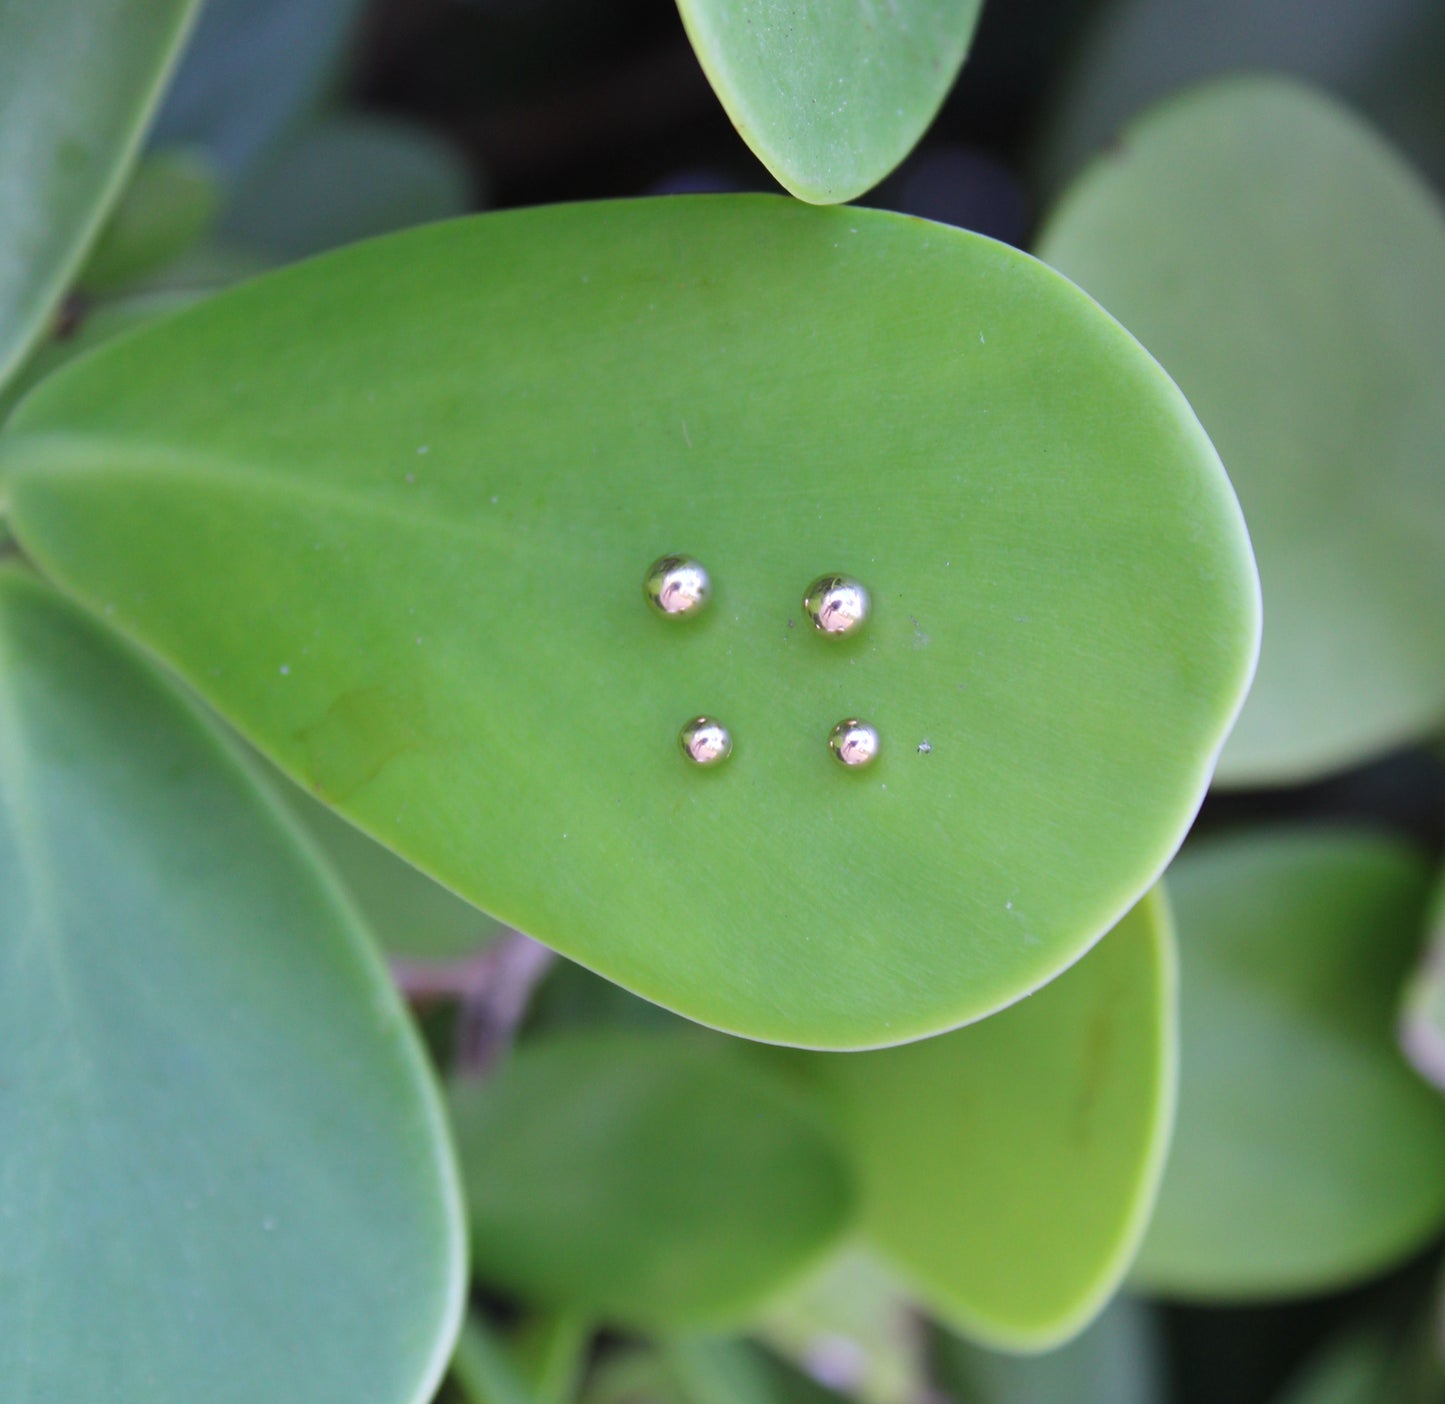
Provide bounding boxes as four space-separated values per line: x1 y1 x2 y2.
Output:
1038 78 1445 786
449 1029 854 1329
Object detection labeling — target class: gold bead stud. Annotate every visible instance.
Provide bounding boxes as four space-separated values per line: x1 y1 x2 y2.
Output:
828 718 880 768
803 574 870 637
680 716 732 767
645 554 710 618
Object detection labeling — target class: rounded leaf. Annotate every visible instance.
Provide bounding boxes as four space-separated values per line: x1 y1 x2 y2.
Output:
0 569 464 1401
1038 77 1445 786
0 196 1259 1048
1137 828 1445 1298
448 1029 854 1328
676 0 984 203
0 0 201 388
786 891 1176 1348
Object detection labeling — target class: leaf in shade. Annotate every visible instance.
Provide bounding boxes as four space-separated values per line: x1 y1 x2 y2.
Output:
449 1029 854 1329
1136 828 1445 1298
0 0 201 389
0 567 464 1402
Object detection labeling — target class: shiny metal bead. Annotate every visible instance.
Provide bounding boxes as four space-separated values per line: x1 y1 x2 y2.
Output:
644 554 711 618
803 574 870 637
828 718 880 768
680 716 732 767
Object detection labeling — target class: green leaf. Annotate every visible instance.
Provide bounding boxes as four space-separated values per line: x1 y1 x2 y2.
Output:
1037 77 1445 787
935 1295 1169 1404
79 147 221 293
0 0 202 390
221 113 474 262
0 567 464 1400
448 1029 854 1328
0 196 1259 1048
782 891 1175 1349
1136 828 1445 1298
675 0 984 204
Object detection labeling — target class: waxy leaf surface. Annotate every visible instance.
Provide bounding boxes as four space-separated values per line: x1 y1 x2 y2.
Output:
1137 829 1445 1298
0 196 1259 1047
785 890 1175 1347
1039 78 1445 786
0 0 200 388
449 1029 853 1327
0 570 464 1402
676 0 984 203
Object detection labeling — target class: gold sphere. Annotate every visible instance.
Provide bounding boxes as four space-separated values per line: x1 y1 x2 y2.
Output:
803 574 870 637
828 718 880 768
645 554 710 618
680 716 732 767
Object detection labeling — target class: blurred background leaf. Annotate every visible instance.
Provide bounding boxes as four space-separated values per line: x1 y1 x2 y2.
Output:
0 0 201 390
220 113 476 262
1136 828 1445 1298
448 1029 855 1328
1038 77 1445 788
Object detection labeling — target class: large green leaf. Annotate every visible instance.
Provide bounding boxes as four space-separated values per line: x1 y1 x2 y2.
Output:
1136 828 1445 1298
0 567 464 1400
676 0 984 203
448 1029 854 1328
1037 77 1445 787
785 890 1175 1348
0 0 201 390
0 196 1259 1048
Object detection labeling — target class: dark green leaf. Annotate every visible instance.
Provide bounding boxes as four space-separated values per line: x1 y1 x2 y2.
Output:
676 0 984 203
221 114 474 262
79 147 221 292
449 1029 854 1328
